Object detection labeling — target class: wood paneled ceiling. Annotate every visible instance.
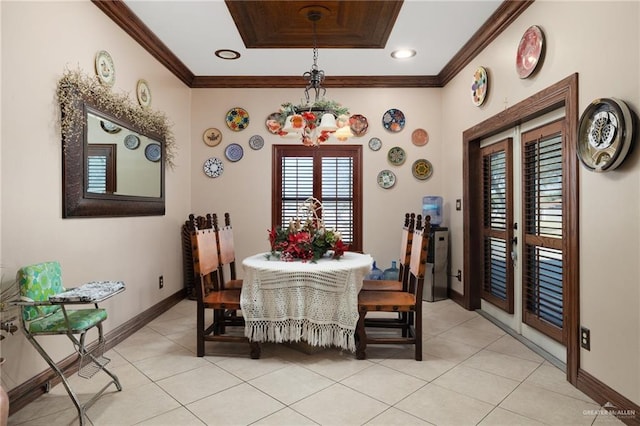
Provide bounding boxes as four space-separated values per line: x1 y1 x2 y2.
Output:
92 0 534 88
225 1 402 49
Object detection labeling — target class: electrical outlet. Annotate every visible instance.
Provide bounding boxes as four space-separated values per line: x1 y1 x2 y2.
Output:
456 199 462 211
580 326 590 350
456 270 462 282
158 275 164 289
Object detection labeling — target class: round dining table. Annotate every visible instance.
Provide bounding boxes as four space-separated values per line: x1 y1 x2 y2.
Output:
241 251 373 352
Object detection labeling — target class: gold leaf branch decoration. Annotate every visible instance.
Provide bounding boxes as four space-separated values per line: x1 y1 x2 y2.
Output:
55 67 177 168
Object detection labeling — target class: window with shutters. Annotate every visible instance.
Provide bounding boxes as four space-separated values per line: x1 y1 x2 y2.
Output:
87 144 116 194
481 139 514 313
522 120 565 343
272 145 363 252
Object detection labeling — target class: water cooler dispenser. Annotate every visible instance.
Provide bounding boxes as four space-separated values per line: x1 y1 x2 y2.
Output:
422 196 449 302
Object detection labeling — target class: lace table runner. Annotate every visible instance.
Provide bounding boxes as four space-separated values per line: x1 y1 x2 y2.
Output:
241 252 372 351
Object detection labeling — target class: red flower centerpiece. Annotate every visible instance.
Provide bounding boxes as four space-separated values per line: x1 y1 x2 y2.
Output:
268 198 348 261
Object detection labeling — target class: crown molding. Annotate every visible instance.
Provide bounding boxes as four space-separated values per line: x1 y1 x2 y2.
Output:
93 0 533 89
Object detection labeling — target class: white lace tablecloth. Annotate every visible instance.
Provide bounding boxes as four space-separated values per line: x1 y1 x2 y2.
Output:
241 252 373 352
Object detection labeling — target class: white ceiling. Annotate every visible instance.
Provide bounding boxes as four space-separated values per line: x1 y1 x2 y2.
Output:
122 0 503 77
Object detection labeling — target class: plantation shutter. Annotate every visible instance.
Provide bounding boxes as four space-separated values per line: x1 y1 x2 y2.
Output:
321 157 354 243
273 145 362 252
87 144 116 194
522 120 565 343
281 156 314 227
480 139 513 313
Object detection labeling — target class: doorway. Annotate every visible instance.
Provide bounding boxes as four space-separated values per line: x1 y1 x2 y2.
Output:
478 115 567 361
462 74 579 384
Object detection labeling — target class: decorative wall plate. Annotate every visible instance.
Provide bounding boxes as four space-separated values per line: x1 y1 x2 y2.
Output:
136 79 152 108
471 66 488 106
224 143 244 162
412 159 433 180
577 97 636 172
377 170 396 189
203 157 224 178
124 134 140 150
203 128 222 147
249 135 264 150
265 112 282 134
226 107 250 131
350 114 369 137
516 25 545 79
412 128 429 146
100 120 121 134
144 143 161 162
382 109 405 132
95 50 115 87
387 146 406 166
368 137 382 151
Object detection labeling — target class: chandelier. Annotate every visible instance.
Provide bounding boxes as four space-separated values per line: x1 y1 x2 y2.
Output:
268 9 352 147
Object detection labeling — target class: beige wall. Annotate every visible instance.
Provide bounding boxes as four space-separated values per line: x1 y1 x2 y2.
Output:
441 0 640 405
0 1 191 387
1 0 639 410
190 87 443 268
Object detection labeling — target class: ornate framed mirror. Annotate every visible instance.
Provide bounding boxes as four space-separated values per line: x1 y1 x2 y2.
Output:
58 70 169 218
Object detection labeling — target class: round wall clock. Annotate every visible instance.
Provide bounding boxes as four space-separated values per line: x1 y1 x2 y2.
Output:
136 79 151 108
577 97 636 172
95 50 116 87
203 157 224 178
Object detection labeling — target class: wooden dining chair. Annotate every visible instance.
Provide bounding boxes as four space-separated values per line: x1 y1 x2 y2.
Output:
191 228 260 358
355 215 431 361
361 213 415 331
212 212 243 290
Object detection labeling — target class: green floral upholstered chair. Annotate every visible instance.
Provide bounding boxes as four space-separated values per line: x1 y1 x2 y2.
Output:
16 261 124 425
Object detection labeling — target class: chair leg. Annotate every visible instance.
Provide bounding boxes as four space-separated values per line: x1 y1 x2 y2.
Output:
26 331 121 425
249 342 261 359
414 306 422 361
355 307 367 360
197 302 205 357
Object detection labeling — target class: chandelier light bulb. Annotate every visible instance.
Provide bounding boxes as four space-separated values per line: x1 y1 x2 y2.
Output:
274 9 352 146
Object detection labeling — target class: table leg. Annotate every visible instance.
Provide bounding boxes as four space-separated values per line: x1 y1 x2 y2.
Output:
355 307 367 360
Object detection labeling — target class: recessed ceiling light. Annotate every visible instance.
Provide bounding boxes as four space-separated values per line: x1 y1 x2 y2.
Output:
215 49 241 60
391 49 417 59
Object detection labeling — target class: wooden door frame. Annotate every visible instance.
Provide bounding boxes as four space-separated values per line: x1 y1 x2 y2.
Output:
462 73 579 385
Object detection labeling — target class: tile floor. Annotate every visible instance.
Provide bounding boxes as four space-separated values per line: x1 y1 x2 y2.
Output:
8 299 624 425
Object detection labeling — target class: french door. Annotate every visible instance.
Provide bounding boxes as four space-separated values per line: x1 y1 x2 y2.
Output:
479 116 568 360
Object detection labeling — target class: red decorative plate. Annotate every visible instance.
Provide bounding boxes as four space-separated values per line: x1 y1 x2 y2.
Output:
516 25 544 79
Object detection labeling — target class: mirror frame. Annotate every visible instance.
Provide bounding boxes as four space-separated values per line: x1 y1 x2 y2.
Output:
62 96 165 218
